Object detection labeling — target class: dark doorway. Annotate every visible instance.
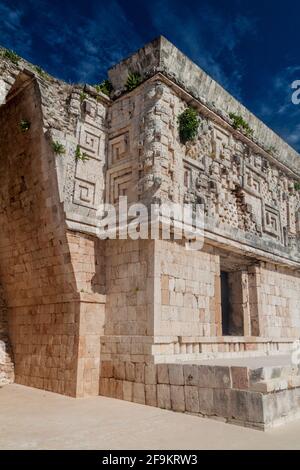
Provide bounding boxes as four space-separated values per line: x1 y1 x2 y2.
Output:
220 270 245 336
220 271 230 335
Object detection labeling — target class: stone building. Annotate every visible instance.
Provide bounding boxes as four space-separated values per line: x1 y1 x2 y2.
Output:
0 37 300 429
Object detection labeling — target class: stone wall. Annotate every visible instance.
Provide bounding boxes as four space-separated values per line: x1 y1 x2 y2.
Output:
156 240 221 337
0 284 14 386
104 239 155 336
0 68 106 396
257 263 300 338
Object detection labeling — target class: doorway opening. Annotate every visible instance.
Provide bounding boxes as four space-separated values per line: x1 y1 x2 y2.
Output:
220 270 244 336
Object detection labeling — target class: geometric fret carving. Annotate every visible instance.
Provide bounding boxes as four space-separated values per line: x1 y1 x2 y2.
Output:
106 163 133 203
78 123 103 160
109 132 129 165
211 126 230 161
73 178 96 208
244 166 262 197
263 204 282 240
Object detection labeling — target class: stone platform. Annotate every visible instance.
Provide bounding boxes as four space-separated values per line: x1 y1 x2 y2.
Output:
100 354 300 430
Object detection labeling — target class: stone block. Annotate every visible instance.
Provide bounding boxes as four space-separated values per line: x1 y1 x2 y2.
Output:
198 387 214 415
262 393 277 425
246 391 264 423
170 385 185 412
114 362 125 380
100 361 113 378
145 364 157 384
212 389 230 418
231 366 249 390
198 366 232 389
183 364 199 386
168 364 184 385
229 389 248 421
288 376 300 388
249 367 264 384
123 381 133 402
157 384 171 409
110 379 123 399
133 382 145 404
99 378 111 397
135 363 145 383
145 384 157 407
125 362 135 382
185 386 199 413
157 364 169 384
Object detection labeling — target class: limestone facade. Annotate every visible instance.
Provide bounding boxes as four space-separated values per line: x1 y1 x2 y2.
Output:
0 36 300 426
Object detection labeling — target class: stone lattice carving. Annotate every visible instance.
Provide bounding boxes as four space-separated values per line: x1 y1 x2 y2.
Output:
156 99 300 249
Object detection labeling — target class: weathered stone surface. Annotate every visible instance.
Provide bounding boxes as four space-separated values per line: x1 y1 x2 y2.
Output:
213 389 231 418
157 364 169 384
0 285 14 386
145 364 157 385
125 362 135 382
135 363 145 383
170 385 185 412
168 364 184 385
184 365 199 386
198 366 232 389
100 361 114 379
133 383 145 405
231 367 249 390
145 384 157 407
185 386 199 413
123 381 133 402
198 387 214 415
114 362 126 381
157 384 171 409
99 378 111 397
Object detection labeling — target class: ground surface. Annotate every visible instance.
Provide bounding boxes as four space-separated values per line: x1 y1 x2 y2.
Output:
1 384 300 449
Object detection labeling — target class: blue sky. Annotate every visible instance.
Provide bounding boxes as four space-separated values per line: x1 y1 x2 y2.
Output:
0 0 300 152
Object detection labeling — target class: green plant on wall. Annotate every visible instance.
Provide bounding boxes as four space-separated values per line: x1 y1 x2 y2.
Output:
3 49 20 65
20 119 31 133
52 140 66 155
267 145 278 155
177 107 199 144
80 91 87 103
75 145 89 162
294 182 300 191
125 72 142 91
33 65 49 79
229 112 253 138
95 80 113 96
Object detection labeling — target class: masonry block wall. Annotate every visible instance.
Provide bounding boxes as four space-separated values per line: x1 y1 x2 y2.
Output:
0 77 76 395
0 284 14 385
156 240 221 337
0 73 106 396
257 263 300 338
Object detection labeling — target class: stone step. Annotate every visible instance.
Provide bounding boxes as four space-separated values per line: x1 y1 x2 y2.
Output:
250 375 300 393
249 364 300 384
